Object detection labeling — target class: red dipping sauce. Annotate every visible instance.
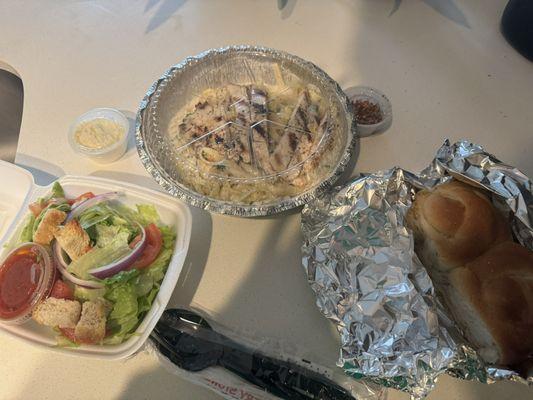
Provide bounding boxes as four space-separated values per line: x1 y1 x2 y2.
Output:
0 243 53 323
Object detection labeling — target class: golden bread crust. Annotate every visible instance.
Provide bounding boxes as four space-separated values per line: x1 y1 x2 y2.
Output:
449 242 533 365
406 181 511 271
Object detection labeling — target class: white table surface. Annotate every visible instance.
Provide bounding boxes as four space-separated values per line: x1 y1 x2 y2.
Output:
0 0 532 399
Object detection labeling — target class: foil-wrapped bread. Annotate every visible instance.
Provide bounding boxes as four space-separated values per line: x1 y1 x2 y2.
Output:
406 180 533 366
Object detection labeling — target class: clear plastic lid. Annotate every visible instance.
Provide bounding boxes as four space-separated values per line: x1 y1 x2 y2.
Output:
169 83 340 204
0 243 55 325
138 47 355 213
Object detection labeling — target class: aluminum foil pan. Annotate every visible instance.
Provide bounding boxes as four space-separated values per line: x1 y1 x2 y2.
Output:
136 46 356 217
301 140 533 398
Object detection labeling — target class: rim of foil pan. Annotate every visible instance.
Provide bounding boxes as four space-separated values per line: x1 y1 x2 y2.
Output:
136 45 357 217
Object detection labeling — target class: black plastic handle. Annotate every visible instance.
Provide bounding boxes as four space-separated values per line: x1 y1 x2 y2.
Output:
151 309 356 400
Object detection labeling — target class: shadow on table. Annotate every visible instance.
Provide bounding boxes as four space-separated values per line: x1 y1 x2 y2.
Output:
168 206 213 308
118 109 138 158
15 153 65 185
144 0 187 34
89 170 162 191
116 362 220 400
389 0 470 28
339 135 360 181
194 214 341 368
278 0 298 20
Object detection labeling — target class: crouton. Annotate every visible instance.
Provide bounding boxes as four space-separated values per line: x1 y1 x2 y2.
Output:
74 301 106 344
33 298 81 328
54 220 92 261
33 209 67 245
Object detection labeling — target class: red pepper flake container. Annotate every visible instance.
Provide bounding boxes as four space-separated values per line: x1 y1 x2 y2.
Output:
344 86 392 137
0 243 54 324
352 99 383 125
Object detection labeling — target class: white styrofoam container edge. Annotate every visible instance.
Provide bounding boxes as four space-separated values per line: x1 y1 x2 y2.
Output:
0 161 192 360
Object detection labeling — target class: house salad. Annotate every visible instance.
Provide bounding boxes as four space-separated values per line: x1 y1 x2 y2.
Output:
0 182 176 346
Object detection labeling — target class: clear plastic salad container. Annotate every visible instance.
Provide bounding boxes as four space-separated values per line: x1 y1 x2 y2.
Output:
0 160 192 359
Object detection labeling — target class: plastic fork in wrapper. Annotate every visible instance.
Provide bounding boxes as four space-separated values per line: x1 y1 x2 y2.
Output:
301 140 533 398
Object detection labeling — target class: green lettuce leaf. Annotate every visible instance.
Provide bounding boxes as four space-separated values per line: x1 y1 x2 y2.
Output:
50 181 65 199
38 182 65 206
67 234 131 279
78 203 139 249
102 269 139 285
73 286 106 302
114 204 161 227
19 214 35 243
142 225 175 280
104 281 139 343
102 221 176 345
78 203 120 230
136 204 160 225
134 273 154 298
137 286 159 315
143 226 175 283
159 225 176 249
95 224 132 248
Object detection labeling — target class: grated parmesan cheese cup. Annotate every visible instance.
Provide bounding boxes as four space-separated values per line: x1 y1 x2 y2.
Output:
68 108 129 164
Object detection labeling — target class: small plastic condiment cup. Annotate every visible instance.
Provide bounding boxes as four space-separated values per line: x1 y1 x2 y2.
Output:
344 86 392 137
0 243 55 325
68 108 129 164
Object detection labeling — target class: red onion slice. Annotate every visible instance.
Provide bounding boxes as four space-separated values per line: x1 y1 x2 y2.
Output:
88 223 147 280
66 192 122 222
53 241 104 289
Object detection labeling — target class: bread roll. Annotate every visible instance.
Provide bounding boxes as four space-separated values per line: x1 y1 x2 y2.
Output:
447 242 533 365
406 180 533 366
406 181 511 272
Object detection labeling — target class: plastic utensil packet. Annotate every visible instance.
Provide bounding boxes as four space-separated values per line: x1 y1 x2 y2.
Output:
145 338 280 400
142 307 386 400
301 140 533 398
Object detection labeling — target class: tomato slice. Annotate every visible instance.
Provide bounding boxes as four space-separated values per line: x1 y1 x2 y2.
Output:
50 280 74 300
59 327 77 342
68 192 95 206
59 328 95 345
130 224 162 270
59 327 111 345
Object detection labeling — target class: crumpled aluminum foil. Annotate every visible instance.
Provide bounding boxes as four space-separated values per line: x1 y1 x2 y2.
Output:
301 140 533 398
